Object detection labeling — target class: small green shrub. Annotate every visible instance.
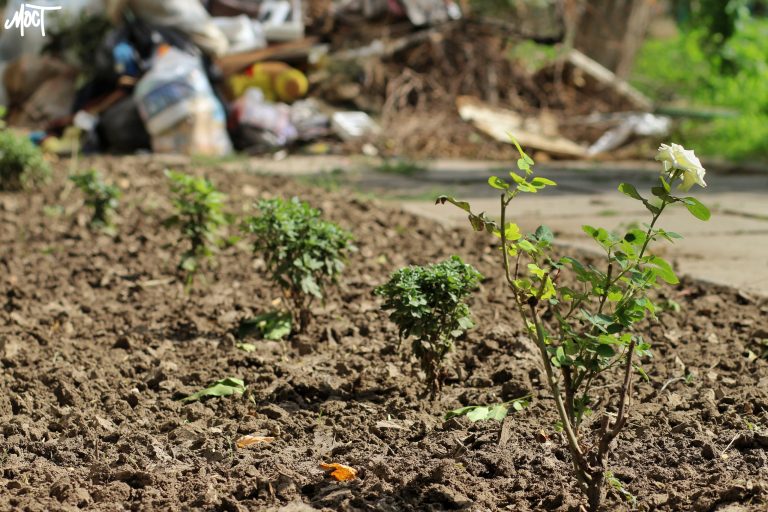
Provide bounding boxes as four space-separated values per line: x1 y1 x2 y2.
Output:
70 169 120 233
0 130 50 191
375 256 482 397
245 197 354 332
164 170 229 283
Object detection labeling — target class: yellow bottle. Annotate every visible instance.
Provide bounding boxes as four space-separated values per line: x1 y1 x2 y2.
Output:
229 62 308 103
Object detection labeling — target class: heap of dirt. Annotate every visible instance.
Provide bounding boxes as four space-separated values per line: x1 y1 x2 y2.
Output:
317 21 635 160
1 159 767 511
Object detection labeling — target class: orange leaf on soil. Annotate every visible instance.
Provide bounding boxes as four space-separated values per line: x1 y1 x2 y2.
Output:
319 462 358 481
235 434 275 449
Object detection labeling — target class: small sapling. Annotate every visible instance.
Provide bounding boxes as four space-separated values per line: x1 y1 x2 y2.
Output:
0 122 50 191
245 197 354 332
70 169 120 233
164 170 230 284
375 256 482 397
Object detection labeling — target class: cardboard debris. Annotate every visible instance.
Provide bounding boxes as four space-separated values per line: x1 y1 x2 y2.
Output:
456 96 587 158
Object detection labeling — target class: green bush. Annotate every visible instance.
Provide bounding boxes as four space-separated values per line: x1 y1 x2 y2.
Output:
0 130 50 191
70 169 120 233
246 197 354 332
164 170 230 283
632 13 768 160
375 256 482 397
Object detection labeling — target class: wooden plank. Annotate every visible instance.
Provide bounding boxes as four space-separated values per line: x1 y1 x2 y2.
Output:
216 37 319 76
456 95 588 158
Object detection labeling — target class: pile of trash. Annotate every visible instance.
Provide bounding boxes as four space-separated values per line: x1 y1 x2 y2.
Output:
0 0 670 159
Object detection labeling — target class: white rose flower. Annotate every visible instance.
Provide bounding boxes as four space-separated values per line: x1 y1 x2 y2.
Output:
655 143 707 191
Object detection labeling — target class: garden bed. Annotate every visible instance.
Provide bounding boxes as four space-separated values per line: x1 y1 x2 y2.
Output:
1 159 767 511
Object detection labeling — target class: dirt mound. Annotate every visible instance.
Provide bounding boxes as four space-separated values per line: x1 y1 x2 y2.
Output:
1 159 767 511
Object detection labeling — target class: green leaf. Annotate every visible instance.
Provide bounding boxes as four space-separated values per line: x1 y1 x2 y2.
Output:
488 176 509 190
517 239 537 253
660 175 671 192
527 263 545 278
511 398 528 411
651 186 672 200
238 311 292 340
531 177 556 187
516 181 538 193
436 195 471 213
181 378 246 403
486 404 509 421
236 342 256 352
509 135 534 167
444 396 530 422
533 225 554 245
618 183 644 201
648 255 679 284
658 229 683 241
509 171 526 184
180 256 197 272
444 403 513 422
444 406 477 420
595 344 615 358
644 201 661 215
457 316 474 330
634 364 649 382
504 223 522 241
681 197 711 221
466 406 491 421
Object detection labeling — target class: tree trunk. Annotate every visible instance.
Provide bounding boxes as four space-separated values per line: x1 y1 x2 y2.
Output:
574 0 655 79
587 470 606 512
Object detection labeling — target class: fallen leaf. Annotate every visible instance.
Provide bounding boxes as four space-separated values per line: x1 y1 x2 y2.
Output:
236 434 275 449
181 377 246 403
320 462 358 481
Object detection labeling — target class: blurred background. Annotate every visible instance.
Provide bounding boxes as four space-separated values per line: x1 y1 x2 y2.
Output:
0 0 766 163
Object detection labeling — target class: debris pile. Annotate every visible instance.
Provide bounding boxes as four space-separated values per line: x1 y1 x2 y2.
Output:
0 0 668 160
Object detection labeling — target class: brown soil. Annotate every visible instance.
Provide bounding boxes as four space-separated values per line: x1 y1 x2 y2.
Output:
1 158 767 512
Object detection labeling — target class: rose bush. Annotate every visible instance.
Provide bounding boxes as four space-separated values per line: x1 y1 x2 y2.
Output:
438 139 710 510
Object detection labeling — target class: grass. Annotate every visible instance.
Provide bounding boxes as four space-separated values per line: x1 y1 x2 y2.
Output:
631 16 768 161
373 159 429 176
297 168 348 191
190 153 250 168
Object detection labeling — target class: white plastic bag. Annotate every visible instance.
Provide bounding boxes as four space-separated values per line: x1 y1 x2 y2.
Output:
212 15 267 55
123 0 229 57
134 47 232 155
